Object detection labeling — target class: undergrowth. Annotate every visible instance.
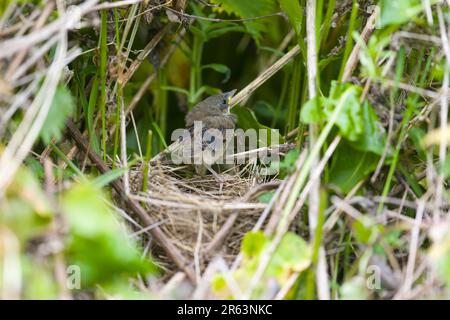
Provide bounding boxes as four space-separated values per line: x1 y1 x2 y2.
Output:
0 0 449 300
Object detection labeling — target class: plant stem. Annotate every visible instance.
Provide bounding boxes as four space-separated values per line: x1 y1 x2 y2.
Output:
99 9 108 161
189 33 204 108
142 130 153 193
338 0 359 82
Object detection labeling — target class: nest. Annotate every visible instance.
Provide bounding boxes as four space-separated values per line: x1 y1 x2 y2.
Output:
128 162 278 274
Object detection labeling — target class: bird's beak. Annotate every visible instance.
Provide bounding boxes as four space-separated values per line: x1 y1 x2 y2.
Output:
224 89 237 105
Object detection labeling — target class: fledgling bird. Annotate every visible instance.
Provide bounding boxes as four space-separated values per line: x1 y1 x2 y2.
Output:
185 90 237 131
184 90 237 177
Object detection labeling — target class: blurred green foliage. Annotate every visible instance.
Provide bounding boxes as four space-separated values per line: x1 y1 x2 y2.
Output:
211 0 279 42
62 182 156 288
2 0 450 300
213 231 311 299
0 165 156 299
40 86 75 144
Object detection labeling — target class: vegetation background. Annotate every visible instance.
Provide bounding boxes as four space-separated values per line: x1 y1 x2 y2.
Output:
0 0 449 299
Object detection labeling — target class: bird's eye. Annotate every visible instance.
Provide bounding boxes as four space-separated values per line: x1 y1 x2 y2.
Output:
223 99 227 105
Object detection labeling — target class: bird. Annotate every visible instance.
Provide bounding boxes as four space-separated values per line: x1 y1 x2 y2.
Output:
185 90 237 130
184 90 238 178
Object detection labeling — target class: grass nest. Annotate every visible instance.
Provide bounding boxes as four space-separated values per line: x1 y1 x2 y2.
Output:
128 161 279 275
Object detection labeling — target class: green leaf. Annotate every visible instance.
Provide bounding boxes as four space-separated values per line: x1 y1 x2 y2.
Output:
62 182 156 287
202 63 231 83
40 86 75 144
379 0 424 27
2 167 53 243
22 258 59 299
330 85 364 142
190 25 207 42
277 0 303 37
301 83 367 142
340 277 368 300
91 158 139 188
215 231 310 298
384 230 404 248
355 33 392 79
204 22 246 40
270 149 299 179
348 100 387 155
300 96 325 124
232 105 284 146
329 141 380 193
0 0 13 16
258 191 274 204
267 232 311 278
352 217 381 245
242 231 267 258
301 84 386 194
211 0 278 43
91 167 128 189
161 85 190 96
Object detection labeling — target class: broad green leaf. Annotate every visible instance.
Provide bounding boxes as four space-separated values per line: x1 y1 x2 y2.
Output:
301 83 386 193
352 217 382 245
329 141 380 193
22 258 59 299
232 105 284 146
340 277 369 300
302 83 386 150
24 156 45 179
0 0 13 16
40 85 75 144
1 167 53 243
267 232 311 279
348 100 387 155
201 63 231 83
319 55 341 71
277 0 303 37
384 230 404 248
63 184 122 238
379 0 424 27
214 231 310 298
62 182 156 287
161 85 190 96
212 274 228 294
204 22 246 40
301 84 365 142
355 33 392 79
330 85 364 142
270 149 299 178
242 231 267 258
258 191 274 204
300 96 325 124
357 36 379 78
211 0 278 43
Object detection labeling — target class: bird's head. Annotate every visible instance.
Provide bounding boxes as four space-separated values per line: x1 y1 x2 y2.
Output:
202 89 237 113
